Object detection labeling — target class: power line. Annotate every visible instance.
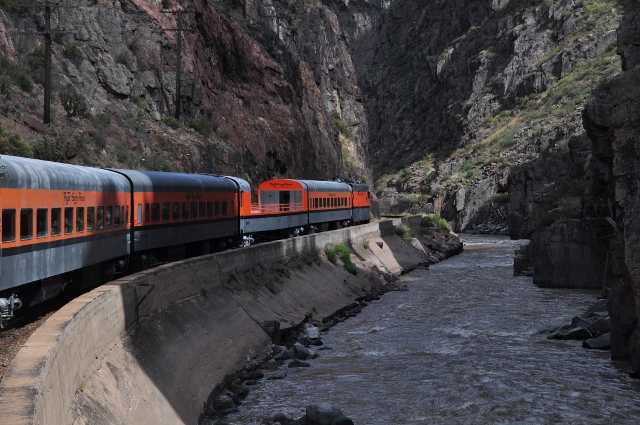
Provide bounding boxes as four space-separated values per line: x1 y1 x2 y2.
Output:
161 8 197 120
13 1 77 125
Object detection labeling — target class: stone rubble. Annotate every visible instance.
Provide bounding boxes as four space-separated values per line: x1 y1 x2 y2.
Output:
544 299 611 350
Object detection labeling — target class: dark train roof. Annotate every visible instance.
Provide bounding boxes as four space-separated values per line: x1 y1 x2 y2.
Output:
348 183 369 192
222 176 251 192
296 180 352 192
0 155 129 191
109 169 237 193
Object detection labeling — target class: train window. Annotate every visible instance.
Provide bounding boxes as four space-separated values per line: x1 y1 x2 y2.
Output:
64 207 73 234
97 207 105 230
137 204 142 224
199 202 205 218
222 201 227 216
190 202 197 219
125 206 128 226
230 201 234 216
20 208 33 240
105 206 112 228
145 204 150 223
87 207 95 231
207 201 213 218
51 208 61 236
2 209 16 242
181 202 189 220
323 198 327 208
172 203 180 220
161 203 170 222
151 203 160 222
37 208 48 238
114 205 121 227
214 201 221 217
76 207 85 233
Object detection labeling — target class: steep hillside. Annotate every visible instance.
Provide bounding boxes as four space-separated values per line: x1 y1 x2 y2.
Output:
347 0 626 232
0 0 370 187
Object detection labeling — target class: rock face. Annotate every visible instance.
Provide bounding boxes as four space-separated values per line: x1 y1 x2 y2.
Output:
579 2 640 372
0 0 371 185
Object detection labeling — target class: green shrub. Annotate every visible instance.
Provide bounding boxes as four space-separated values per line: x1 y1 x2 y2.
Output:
130 95 149 110
32 133 77 162
363 240 370 249
334 243 357 275
418 227 433 236
396 224 414 242
424 214 450 231
26 46 45 85
65 43 83 62
189 117 217 136
330 110 352 139
0 123 33 157
115 52 133 68
162 0 172 8
265 280 278 294
59 85 90 118
162 115 181 129
114 143 130 162
325 245 337 263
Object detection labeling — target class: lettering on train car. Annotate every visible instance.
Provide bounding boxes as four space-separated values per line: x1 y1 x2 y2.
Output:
268 182 294 189
186 192 201 200
63 192 86 205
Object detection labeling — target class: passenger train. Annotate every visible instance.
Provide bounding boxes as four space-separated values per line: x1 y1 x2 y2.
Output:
0 155 370 327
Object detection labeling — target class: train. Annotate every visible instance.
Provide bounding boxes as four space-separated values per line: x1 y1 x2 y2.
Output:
0 155 370 327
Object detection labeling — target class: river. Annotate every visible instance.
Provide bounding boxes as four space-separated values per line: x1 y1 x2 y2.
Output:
226 235 640 424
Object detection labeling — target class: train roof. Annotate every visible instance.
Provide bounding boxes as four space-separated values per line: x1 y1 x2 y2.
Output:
297 180 351 192
348 182 369 192
0 155 129 191
258 179 351 193
221 176 251 192
109 169 237 193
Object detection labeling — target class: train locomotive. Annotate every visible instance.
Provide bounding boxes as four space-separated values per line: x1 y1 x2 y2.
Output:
0 155 370 327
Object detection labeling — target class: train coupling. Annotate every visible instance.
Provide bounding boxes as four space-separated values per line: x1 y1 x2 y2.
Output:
291 227 305 237
242 235 255 247
0 295 23 328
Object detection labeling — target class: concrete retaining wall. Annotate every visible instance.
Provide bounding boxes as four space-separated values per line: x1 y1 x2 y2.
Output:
0 221 426 425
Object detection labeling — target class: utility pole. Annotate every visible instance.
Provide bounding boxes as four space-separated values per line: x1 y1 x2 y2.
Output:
14 0 76 125
161 8 196 120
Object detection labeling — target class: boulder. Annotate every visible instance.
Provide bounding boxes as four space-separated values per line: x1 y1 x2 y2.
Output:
549 327 592 340
262 410 296 425
294 343 318 360
288 359 311 368
583 333 611 350
303 404 347 425
588 317 611 337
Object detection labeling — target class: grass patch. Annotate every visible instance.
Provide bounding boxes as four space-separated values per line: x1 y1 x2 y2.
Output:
265 280 278 294
326 244 357 275
424 214 450 231
162 115 181 129
396 224 415 243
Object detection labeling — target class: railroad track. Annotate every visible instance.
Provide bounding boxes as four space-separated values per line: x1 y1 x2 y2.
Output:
0 293 76 382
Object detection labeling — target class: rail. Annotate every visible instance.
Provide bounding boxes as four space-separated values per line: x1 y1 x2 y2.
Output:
250 202 303 213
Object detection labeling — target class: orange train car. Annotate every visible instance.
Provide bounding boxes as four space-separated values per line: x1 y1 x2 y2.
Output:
0 155 370 327
0 155 131 324
241 179 369 237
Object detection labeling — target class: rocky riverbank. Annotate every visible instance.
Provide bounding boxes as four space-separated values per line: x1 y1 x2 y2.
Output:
201 228 462 425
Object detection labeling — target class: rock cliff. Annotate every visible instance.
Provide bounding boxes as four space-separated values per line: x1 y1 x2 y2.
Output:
581 1 640 371
0 0 371 186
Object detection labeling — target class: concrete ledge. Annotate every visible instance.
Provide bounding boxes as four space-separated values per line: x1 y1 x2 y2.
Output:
0 220 427 425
